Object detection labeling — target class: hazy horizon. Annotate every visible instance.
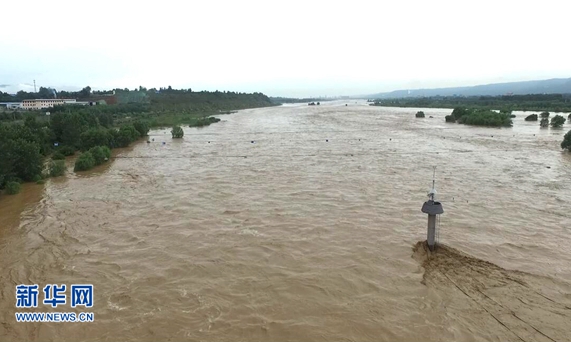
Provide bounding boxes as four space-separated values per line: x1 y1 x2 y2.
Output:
2 0 570 98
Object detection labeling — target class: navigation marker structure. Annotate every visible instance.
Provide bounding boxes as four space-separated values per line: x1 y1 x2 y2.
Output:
421 167 444 251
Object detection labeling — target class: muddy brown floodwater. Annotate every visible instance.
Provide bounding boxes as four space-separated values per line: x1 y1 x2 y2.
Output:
1 101 571 342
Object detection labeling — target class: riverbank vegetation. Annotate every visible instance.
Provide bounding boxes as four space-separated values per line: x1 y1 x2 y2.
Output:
74 146 111 171
371 94 571 113
0 87 274 196
445 107 512 127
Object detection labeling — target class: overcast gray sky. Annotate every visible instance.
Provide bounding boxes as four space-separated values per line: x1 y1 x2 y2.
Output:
1 0 570 97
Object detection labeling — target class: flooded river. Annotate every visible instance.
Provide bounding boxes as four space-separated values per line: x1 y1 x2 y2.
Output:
1 101 570 341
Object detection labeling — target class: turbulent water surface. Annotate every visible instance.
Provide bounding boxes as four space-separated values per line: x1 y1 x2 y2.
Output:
1 101 570 341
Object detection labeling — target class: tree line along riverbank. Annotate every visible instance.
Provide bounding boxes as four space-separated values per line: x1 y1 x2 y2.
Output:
0 88 275 196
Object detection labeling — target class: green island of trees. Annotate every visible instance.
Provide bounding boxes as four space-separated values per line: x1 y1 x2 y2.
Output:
0 86 274 196
415 111 425 118
445 107 512 127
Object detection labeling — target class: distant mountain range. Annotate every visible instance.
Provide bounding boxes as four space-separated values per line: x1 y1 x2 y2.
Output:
366 78 571 98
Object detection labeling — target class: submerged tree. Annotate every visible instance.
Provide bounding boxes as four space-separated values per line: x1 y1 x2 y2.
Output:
171 126 184 138
540 117 549 128
525 114 538 121
562 130 571 151
415 111 425 118
550 115 566 128
540 111 550 119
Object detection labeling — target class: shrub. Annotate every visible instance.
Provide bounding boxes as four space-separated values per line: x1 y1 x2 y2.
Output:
133 121 150 137
551 115 566 128
58 146 76 156
540 111 550 118
49 160 66 177
102 146 111 160
562 130 571 151
32 174 43 183
52 151 66 160
525 114 538 121
74 152 95 171
5 181 21 195
89 146 106 165
540 118 549 128
115 125 140 147
415 111 425 118
171 125 184 138
445 115 455 123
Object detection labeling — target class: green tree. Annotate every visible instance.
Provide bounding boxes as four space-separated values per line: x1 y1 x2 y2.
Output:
415 111 425 118
525 114 538 121
9 139 43 182
115 125 139 147
562 130 571 151
79 86 92 98
132 121 150 137
550 115 566 128
80 128 113 150
540 111 550 118
451 107 469 120
95 112 113 127
38 87 55 99
445 115 455 123
74 152 96 171
51 112 92 148
540 118 549 127
171 125 184 138
88 146 110 165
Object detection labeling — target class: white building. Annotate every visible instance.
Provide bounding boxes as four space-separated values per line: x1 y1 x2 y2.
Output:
22 99 77 110
0 102 23 109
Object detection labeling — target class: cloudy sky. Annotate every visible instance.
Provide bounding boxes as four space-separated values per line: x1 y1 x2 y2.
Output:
1 0 570 97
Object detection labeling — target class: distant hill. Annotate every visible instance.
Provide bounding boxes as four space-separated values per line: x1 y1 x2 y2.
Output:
367 78 571 98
